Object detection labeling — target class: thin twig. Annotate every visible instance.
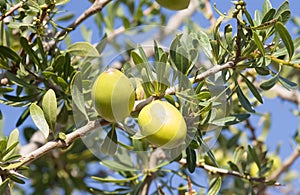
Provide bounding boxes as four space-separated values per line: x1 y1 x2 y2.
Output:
245 119 257 141
193 61 235 83
179 159 282 186
18 120 108 167
54 0 112 39
253 81 300 105
0 1 25 22
257 148 300 194
139 148 165 195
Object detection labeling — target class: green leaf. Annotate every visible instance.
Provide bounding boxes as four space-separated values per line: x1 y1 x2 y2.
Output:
274 1 290 19
71 72 88 124
275 22 294 60
92 174 141 183
262 0 272 15
207 176 222 195
185 147 196 173
35 37 47 69
42 89 57 132
198 31 213 60
30 103 50 139
0 46 21 63
131 50 146 72
5 72 35 89
8 174 25 184
236 86 255 113
255 67 270 75
252 31 265 56
16 108 30 127
66 42 99 57
0 87 14 93
233 146 245 164
240 74 263 103
0 178 9 195
228 161 240 172
100 126 118 155
20 37 41 68
260 73 279 90
1 142 19 162
279 76 297 90
2 129 19 161
248 145 261 170
211 113 251 126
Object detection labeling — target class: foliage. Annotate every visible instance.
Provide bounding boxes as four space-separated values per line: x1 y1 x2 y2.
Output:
0 0 299 194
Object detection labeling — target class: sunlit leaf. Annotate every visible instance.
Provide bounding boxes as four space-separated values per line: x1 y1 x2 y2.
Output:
279 76 297 90
30 103 50 139
100 126 118 155
262 0 272 15
42 89 57 132
0 178 9 195
207 176 222 195
2 129 19 161
66 42 99 57
71 72 88 124
248 145 261 171
275 22 294 60
92 174 141 183
252 31 265 56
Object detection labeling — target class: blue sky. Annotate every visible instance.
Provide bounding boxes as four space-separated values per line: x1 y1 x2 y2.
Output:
0 0 300 194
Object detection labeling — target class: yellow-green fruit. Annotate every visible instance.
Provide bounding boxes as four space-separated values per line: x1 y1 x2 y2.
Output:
92 68 135 122
155 0 190 10
138 100 187 149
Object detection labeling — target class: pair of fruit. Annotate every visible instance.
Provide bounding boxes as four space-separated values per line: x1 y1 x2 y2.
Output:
91 69 187 149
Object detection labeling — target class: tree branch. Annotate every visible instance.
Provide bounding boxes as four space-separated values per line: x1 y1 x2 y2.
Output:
0 1 25 22
179 159 281 186
55 0 112 39
269 148 300 181
18 120 107 167
257 148 300 194
139 148 165 195
253 81 300 105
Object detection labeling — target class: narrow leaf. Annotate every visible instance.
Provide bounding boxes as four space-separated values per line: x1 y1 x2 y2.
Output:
0 46 21 63
236 86 255 113
252 31 265 56
20 37 41 67
30 103 50 139
275 22 294 60
2 129 19 161
262 0 272 15
279 76 297 90
66 42 99 57
185 147 196 173
71 72 88 124
260 73 279 90
207 176 222 195
240 74 263 103
100 126 118 155
248 145 261 170
92 174 141 183
0 178 9 195
42 89 57 132
198 31 213 60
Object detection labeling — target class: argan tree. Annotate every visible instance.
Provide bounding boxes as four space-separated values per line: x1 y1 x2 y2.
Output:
0 0 299 194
